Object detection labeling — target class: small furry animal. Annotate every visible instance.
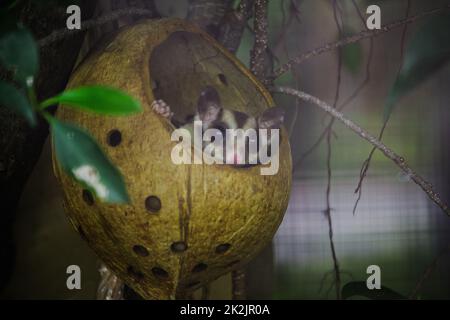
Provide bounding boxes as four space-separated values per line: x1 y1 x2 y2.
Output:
152 86 284 166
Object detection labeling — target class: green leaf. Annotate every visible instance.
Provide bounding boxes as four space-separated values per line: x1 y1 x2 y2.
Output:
0 26 38 87
341 27 363 74
384 13 450 120
40 86 142 115
0 80 36 126
49 116 130 204
342 281 407 300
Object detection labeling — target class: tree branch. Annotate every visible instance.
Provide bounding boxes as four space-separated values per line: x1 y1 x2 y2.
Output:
272 86 450 217
273 5 450 78
230 0 269 300
250 0 269 83
218 0 255 53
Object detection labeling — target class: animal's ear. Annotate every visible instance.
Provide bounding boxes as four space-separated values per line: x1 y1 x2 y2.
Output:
258 107 285 129
197 86 222 123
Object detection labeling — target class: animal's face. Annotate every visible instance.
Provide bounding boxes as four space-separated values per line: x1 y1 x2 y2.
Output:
196 86 284 165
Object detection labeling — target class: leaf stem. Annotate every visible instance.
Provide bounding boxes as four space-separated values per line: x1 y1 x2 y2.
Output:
38 96 58 110
27 85 39 110
40 111 54 124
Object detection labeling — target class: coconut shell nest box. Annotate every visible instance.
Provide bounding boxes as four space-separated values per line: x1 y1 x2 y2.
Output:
53 18 292 299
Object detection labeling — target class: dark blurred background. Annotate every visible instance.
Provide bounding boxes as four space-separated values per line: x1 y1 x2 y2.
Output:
1 0 449 299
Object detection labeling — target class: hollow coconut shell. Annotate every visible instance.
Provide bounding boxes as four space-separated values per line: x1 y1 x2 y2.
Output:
52 18 292 299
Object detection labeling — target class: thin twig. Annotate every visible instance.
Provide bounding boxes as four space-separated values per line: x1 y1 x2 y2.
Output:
218 0 255 53
349 0 377 214
230 1 268 301
38 8 155 47
272 86 450 217
273 0 301 55
293 36 373 170
273 5 450 78
320 270 353 298
238 0 256 19
324 0 342 300
275 0 302 137
288 70 300 138
353 0 412 215
250 0 269 83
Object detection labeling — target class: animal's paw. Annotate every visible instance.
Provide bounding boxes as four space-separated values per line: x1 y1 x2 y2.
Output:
151 99 174 119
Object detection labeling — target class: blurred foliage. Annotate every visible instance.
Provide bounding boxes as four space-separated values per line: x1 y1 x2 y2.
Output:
0 25 38 87
385 13 450 120
0 7 141 204
0 80 36 125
